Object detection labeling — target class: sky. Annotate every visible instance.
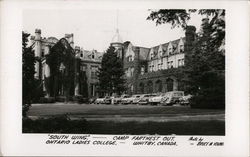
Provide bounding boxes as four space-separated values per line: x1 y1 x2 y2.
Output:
23 10 203 52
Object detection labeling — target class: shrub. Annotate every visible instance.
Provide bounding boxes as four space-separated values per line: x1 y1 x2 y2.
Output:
23 115 88 133
190 87 225 109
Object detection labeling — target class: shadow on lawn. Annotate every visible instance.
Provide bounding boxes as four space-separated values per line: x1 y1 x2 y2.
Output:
23 115 225 135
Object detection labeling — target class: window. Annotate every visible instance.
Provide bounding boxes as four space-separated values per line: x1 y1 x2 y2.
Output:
92 52 95 59
128 55 133 62
159 51 162 57
178 59 185 67
168 48 172 55
80 65 86 71
179 45 184 53
80 53 83 57
91 66 98 79
151 52 154 59
167 61 174 69
141 67 145 75
131 68 134 76
158 60 163 70
41 49 45 57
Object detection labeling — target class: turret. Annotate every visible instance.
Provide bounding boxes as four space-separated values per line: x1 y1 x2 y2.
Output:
34 29 42 79
111 29 123 58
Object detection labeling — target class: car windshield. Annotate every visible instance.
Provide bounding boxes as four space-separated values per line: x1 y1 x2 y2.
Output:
163 93 170 97
173 92 183 97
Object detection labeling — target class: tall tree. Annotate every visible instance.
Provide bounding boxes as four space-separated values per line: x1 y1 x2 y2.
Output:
46 39 75 102
22 32 36 117
147 9 225 108
147 9 225 51
98 46 126 96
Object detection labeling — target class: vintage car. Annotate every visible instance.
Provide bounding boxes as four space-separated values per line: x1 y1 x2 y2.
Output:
179 94 192 106
95 97 105 104
113 94 130 104
103 96 112 104
138 94 157 105
148 93 165 105
132 94 144 104
160 91 184 106
121 94 141 104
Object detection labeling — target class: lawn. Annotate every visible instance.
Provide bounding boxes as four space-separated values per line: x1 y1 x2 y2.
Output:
25 103 225 135
28 103 224 117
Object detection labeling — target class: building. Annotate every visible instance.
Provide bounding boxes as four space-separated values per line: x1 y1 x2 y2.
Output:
110 26 196 95
31 24 196 100
30 29 102 99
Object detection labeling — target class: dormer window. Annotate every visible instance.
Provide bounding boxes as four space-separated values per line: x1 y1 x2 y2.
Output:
151 52 154 59
159 51 162 57
127 55 133 62
80 53 83 57
169 48 172 55
179 45 184 53
92 52 95 59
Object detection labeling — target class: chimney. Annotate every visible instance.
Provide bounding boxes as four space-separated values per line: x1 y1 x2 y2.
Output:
35 29 41 41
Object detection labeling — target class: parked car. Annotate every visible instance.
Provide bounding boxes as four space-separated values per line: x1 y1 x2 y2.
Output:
148 93 165 105
113 94 130 104
104 96 112 104
160 91 184 106
179 94 192 106
132 94 144 104
89 97 96 104
95 97 105 104
121 94 140 104
138 94 157 105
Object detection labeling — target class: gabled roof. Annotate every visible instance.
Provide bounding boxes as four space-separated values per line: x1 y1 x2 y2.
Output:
81 49 102 62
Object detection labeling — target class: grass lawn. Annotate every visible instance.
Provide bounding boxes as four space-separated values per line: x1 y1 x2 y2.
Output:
24 103 225 135
28 103 224 117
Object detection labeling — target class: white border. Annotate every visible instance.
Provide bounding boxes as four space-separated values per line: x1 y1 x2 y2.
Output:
0 0 249 156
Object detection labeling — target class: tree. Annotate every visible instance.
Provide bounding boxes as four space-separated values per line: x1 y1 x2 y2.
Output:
22 32 36 117
147 9 225 51
147 9 225 108
98 46 126 96
46 39 75 102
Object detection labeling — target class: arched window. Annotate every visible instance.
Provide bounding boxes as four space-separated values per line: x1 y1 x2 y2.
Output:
166 78 174 91
147 81 153 93
139 82 144 94
155 80 162 92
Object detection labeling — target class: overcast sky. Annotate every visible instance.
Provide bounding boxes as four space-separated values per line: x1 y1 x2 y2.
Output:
23 10 203 52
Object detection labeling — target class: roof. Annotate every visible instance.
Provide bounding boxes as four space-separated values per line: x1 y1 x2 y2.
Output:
148 37 186 60
80 49 102 62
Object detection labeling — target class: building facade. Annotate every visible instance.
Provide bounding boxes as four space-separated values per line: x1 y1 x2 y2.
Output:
30 29 102 99
110 26 196 95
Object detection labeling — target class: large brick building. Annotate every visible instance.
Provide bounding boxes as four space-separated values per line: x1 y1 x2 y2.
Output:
31 25 196 99
30 29 102 99
111 26 196 95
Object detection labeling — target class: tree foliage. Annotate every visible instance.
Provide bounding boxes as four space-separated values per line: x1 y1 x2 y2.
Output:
147 9 225 50
22 32 36 117
46 39 75 101
147 9 225 108
98 46 126 96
